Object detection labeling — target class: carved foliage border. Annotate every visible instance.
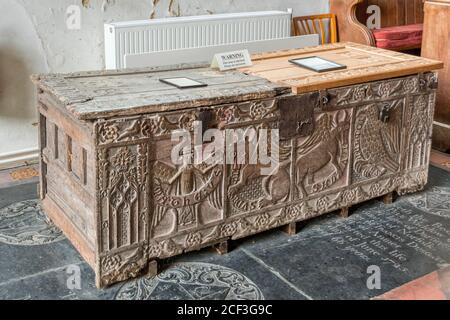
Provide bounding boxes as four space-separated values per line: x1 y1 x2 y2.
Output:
96 98 279 147
318 72 437 111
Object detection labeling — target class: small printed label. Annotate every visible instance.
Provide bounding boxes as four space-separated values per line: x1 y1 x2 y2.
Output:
211 50 253 71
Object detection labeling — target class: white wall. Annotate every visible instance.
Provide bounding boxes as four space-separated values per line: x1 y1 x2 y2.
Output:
0 0 329 169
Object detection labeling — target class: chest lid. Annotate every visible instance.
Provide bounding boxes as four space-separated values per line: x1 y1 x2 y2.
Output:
240 42 443 94
32 65 288 121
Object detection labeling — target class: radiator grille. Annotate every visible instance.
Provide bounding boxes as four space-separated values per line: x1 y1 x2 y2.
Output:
105 11 292 69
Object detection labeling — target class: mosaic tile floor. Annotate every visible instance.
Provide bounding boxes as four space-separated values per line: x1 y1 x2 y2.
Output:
0 166 449 300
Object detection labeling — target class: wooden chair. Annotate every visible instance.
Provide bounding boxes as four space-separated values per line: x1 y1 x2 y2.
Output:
292 14 338 44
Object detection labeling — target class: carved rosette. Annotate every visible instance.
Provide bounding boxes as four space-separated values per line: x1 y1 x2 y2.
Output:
216 99 278 126
321 74 426 111
396 170 429 196
99 247 148 287
97 116 169 145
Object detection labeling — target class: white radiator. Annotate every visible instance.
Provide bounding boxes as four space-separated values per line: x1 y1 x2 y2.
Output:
125 36 319 69
104 10 293 69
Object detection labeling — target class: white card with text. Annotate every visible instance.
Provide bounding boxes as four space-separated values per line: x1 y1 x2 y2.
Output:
211 49 253 71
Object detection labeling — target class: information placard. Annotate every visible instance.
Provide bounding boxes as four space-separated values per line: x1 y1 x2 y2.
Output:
211 50 253 71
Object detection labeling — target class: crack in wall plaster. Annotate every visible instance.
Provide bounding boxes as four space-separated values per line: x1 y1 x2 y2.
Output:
79 0 115 11
150 0 180 19
168 0 181 17
150 0 160 19
101 0 115 12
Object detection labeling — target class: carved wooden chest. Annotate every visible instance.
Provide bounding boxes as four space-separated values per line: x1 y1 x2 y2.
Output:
32 43 442 288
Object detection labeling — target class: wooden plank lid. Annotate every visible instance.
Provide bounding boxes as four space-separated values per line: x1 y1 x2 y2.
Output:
240 42 444 94
32 64 288 121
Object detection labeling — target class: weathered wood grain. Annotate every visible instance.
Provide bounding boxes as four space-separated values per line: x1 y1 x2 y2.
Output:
242 42 443 94
33 67 289 120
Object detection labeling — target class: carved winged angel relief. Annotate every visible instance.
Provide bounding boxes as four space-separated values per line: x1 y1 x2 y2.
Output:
295 110 351 199
151 155 223 238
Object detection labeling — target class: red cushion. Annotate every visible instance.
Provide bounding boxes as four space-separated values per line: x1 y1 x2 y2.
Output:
372 24 423 50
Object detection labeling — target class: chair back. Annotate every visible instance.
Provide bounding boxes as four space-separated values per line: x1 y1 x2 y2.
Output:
293 14 338 44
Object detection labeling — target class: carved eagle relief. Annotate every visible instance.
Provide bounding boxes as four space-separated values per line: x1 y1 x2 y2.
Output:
354 101 402 180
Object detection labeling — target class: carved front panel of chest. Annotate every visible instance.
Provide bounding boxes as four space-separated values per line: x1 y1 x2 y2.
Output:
91 73 437 288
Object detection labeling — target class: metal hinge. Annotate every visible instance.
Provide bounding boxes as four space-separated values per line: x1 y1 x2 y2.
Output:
379 104 391 123
198 108 216 134
378 100 401 123
278 93 317 140
419 72 439 91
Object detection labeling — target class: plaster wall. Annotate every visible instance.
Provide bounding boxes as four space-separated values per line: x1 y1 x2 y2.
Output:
0 0 329 169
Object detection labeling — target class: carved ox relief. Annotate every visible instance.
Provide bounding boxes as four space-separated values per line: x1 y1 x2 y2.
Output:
353 99 403 183
294 109 351 199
